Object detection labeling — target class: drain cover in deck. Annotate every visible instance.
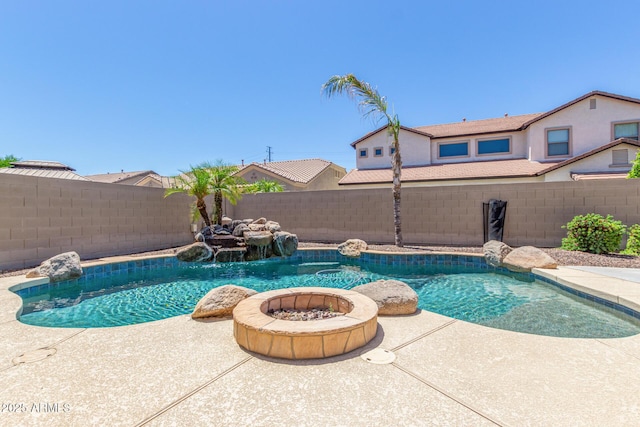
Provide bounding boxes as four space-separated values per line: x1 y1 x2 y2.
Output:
12 348 56 365
361 348 396 364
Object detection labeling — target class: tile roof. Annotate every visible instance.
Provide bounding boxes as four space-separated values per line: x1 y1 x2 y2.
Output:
238 159 335 184
415 113 543 139
0 167 89 180
338 158 560 185
10 160 76 170
86 170 158 184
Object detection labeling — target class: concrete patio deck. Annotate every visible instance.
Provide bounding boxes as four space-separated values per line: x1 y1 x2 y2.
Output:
1 261 640 426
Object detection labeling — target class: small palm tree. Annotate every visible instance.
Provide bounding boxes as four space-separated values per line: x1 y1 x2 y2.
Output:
246 178 284 193
322 74 403 247
164 163 215 227
209 162 246 225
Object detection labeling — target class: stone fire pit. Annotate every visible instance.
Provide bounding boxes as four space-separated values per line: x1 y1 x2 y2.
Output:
233 287 378 359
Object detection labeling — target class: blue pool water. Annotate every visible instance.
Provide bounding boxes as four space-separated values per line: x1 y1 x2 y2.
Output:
14 253 640 338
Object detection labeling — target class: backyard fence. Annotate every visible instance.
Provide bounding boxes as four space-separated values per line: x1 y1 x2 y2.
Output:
0 174 193 270
227 179 640 249
2 173 640 270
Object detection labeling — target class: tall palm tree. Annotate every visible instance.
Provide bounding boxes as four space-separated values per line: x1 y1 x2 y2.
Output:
164 163 214 227
208 162 246 225
322 74 403 247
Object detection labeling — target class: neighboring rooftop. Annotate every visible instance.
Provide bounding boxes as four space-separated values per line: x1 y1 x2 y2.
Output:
238 158 336 184
0 160 88 181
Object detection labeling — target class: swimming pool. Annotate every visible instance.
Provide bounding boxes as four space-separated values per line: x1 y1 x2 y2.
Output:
12 250 640 338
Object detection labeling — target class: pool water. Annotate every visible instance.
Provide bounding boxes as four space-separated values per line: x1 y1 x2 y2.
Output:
15 258 640 338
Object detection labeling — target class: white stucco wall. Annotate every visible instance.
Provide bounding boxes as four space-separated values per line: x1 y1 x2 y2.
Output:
527 95 640 162
354 129 430 169
430 131 528 164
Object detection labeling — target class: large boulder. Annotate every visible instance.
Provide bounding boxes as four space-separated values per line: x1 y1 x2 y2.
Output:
27 251 83 282
232 223 250 237
483 240 512 268
252 217 267 225
191 285 257 319
352 280 418 315
215 247 247 263
502 246 558 272
248 223 267 232
272 231 298 257
243 231 273 247
176 243 214 262
338 239 368 257
264 220 281 233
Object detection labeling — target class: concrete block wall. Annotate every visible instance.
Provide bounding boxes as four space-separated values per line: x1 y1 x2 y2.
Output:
0 174 194 270
228 179 640 248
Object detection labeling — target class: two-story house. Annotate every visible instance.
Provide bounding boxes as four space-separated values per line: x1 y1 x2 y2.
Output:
339 91 640 187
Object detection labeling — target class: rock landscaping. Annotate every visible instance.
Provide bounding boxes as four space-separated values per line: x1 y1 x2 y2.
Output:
26 251 83 282
191 285 257 319
337 239 368 257
482 240 557 272
181 217 298 263
352 279 419 315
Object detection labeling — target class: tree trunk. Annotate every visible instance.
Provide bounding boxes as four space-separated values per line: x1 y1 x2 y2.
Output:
197 198 211 227
214 191 223 225
392 136 403 247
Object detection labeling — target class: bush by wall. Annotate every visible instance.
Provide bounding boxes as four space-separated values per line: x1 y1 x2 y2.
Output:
622 224 640 255
561 213 626 254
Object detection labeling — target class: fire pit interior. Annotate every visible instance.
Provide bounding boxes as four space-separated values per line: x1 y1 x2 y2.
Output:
233 287 378 359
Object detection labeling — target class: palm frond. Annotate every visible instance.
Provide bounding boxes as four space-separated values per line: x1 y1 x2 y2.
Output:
322 74 390 124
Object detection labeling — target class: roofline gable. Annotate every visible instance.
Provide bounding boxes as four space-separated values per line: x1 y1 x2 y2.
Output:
349 125 433 148
523 91 640 129
537 138 640 175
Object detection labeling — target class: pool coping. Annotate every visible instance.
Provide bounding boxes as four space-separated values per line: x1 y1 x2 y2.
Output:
2 248 640 326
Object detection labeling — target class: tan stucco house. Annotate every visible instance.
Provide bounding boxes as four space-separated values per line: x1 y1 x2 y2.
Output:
235 158 347 191
340 91 640 187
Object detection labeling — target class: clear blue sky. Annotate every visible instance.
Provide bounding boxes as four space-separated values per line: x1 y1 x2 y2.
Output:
2 1 639 176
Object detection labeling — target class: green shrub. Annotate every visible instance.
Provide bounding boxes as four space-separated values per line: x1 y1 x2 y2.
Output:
622 224 640 255
627 150 640 178
561 213 626 254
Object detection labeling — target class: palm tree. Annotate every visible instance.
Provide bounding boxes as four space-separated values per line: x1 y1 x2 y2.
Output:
164 163 215 227
208 161 246 225
246 178 284 193
322 74 403 247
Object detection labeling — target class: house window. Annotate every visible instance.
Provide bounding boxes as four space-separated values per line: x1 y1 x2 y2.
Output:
590 99 596 109
612 149 629 166
614 122 639 140
389 146 396 156
477 138 510 155
359 148 368 158
439 142 468 158
374 147 383 157
546 128 570 157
